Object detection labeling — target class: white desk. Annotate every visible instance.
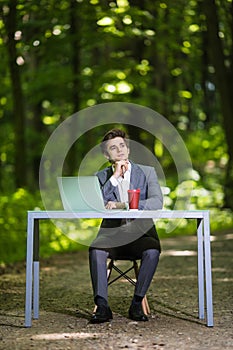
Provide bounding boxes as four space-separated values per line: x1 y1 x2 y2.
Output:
24 210 213 327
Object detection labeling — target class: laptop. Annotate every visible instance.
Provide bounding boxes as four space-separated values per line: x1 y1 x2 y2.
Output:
57 176 117 212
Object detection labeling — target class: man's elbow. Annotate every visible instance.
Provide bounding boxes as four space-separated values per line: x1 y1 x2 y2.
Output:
152 195 163 210
158 197 163 209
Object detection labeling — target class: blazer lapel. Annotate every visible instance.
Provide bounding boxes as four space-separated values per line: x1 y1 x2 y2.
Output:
130 163 143 189
113 184 121 202
99 162 143 202
104 166 121 201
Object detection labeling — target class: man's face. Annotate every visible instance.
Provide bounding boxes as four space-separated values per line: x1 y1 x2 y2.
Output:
104 137 130 162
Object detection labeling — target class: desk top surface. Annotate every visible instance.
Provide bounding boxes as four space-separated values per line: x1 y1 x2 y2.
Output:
27 209 209 219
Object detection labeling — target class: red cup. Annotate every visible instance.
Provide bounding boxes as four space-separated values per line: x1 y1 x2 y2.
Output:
128 189 140 209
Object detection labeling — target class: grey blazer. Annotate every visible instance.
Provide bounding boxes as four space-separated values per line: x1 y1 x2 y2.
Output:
90 162 163 255
97 162 163 210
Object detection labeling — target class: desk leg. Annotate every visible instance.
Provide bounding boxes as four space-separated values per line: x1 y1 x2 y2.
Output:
203 212 214 327
197 218 205 320
33 219 40 319
33 262 39 319
25 214 34 327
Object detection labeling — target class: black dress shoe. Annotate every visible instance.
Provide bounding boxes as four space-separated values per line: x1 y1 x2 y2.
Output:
90 305 113 324
129 303 148 322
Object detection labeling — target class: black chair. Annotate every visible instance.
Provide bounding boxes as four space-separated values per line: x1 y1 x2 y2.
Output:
107 258 150 315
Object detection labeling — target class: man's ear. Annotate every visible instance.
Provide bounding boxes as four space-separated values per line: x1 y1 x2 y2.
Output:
104 152 110 160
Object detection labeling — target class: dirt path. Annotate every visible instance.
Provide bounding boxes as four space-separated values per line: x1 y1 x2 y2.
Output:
0 230 232 350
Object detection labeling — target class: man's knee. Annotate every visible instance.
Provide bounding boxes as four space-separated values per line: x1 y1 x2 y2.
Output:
142 249 160 263
89 249 109 263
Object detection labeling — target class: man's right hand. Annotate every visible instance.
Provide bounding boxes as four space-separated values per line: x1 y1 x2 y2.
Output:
113 160 129 179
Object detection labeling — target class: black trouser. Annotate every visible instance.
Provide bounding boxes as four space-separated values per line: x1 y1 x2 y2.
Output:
89 248 160 303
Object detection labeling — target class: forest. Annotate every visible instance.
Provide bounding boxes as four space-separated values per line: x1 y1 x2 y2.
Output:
0 0 233 264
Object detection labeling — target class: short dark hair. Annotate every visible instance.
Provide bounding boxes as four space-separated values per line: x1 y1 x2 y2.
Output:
100 128 129 153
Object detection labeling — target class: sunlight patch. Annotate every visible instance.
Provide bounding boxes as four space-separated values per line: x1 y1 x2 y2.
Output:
31 332 100 340
162 250 197 257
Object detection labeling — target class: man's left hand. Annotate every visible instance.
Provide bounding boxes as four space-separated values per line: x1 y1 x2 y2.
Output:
105 201 126 209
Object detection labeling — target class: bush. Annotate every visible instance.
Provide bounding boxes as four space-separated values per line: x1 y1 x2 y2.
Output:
0 189 88 265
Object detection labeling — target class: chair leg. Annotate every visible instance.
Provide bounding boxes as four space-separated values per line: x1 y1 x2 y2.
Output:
142 295 150 315
93 259 151 316
107 259 114 280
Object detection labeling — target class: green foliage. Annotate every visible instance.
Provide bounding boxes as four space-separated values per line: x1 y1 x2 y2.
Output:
0 189 89 265
0 0 231 179
157 123 233 236
0 1 232 264
1 145 233 265
0 189 32 264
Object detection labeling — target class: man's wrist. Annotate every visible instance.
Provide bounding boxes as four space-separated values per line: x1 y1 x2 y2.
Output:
110 175 118 186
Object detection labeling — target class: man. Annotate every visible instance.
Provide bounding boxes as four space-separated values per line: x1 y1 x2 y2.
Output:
89 128 163 323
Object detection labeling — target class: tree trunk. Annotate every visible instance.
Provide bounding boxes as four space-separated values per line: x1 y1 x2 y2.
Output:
3 0 27 188
64 0 82 175
202 0 233 209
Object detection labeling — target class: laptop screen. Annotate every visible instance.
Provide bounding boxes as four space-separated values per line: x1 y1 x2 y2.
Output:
57 176 106 211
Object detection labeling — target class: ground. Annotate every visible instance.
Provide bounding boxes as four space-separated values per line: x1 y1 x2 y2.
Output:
0 230 232 350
